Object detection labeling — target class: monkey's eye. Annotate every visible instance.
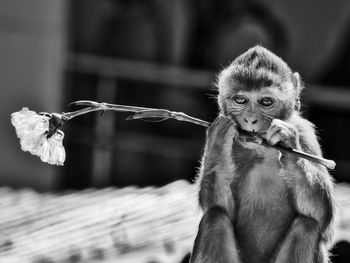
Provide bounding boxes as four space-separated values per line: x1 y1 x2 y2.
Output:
258 97 274 107
233 95 249 104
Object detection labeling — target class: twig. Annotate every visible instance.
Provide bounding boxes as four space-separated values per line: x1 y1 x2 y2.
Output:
64 100 336 170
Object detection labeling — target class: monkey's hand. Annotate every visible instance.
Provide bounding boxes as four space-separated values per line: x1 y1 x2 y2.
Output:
201 115 238 171
266 119 301 150
207 115 238 144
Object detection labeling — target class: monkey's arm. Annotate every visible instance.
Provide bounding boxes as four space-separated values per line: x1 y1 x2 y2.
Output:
273 115 334 238
270 115 334 263
293 144 335 245
197 116 237 217
291 115 335 241
289 146 334 262
191 116 242 263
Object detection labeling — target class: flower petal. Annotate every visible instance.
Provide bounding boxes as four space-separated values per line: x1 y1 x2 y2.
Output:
47 131 66 166
11 108 50 139
36 136 50 162
49 144 66 166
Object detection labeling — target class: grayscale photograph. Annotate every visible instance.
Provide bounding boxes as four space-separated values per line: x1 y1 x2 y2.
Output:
0 0 350 262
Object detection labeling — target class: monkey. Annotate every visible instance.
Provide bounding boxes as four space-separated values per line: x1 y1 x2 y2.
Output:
190 46 335 263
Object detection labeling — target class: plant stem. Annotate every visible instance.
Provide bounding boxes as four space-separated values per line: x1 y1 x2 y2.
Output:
60 101 336 170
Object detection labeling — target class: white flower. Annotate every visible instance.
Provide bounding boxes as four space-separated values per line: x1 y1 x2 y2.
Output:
11 107 66 166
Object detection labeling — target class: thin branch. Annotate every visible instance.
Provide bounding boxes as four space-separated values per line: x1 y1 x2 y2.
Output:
62 100 336 170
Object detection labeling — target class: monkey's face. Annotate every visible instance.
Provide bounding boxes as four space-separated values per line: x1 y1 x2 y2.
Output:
217 46 302 133
224 87 293 134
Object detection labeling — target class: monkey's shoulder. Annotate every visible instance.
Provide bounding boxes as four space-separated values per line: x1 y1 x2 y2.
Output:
289 113 322 155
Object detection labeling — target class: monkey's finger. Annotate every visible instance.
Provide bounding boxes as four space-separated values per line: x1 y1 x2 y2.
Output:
269 132 283 145
216 117 236 134
210 115 230 127
266 119 294 143
266 125 282 145
208 116 231 134
206 116 237 144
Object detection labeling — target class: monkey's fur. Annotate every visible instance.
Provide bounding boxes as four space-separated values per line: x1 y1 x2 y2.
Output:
190 46 334 263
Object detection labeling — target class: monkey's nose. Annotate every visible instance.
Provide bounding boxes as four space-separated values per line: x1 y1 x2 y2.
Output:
244 118 258 125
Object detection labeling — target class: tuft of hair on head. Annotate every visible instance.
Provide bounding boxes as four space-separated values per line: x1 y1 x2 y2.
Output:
216 45 303 112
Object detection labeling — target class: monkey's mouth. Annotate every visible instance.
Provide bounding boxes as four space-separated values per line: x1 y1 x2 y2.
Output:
237 128 267 143
236 120 270 136
240 129 266 136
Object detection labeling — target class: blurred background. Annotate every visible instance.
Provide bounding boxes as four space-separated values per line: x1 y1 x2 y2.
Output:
1 0 350 262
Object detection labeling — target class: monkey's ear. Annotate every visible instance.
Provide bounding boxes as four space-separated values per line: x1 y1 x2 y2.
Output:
292 72 303 111
292 72 303 94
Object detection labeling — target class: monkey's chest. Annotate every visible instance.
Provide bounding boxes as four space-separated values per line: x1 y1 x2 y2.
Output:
234 161 295 262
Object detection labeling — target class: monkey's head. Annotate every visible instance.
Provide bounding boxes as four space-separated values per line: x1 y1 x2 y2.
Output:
216 45 303 134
